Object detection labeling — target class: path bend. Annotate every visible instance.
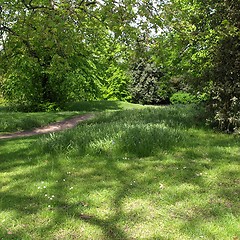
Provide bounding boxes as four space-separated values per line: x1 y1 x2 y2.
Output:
0 113 95 140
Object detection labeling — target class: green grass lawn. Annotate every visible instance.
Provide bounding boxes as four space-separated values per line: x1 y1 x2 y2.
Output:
0 101 143 134
0 102 239 239
0 111 83 134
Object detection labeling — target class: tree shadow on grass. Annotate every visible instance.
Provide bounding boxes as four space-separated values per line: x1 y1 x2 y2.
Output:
1 142 239 239
0 139 165 239
65 100 131 112
0 108 239 239
0 137 42 172
0 135 130 239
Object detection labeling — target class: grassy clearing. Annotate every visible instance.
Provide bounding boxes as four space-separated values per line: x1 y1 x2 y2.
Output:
0 103 239 239
0 100 143 134
0 111 84 134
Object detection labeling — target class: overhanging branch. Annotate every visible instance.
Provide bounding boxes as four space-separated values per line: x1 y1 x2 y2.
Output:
21 0 53 10
0 25 39 59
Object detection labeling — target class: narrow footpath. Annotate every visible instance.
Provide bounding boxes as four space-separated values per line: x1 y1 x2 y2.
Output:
0 113 94 140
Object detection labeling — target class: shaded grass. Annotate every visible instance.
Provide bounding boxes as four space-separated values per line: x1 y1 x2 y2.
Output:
0 104 239 239
64 100 144 112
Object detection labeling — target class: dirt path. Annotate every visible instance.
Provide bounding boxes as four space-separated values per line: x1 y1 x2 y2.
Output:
0 113 95 140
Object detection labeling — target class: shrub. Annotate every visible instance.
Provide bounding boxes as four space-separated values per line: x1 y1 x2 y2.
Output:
170 92 197 104
206 35 240 133
129 60 169 105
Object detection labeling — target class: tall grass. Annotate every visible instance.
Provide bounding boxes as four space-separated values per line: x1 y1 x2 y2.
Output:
38 106 198 158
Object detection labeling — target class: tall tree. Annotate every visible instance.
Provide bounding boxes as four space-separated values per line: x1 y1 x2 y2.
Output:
0 1 113 109
152 0 240 131
0 0 162 109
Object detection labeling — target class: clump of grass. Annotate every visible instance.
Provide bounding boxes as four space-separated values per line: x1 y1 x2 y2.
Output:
38 106 192 158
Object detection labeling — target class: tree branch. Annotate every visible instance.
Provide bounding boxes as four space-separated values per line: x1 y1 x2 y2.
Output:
79 0 85 6
79 7 109 30
85 1 97 6
21 0 52 11
0 26 18 36
0 25 39 59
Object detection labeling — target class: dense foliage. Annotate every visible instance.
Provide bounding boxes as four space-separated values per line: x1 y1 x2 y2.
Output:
170 92 197 105
0 0 239 132
202 1 240 132
0 1 100 109
153 0 240 132
0 0 133 110
129 60 168 104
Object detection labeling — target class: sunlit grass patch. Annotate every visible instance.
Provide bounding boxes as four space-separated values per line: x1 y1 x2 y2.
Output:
0 111 84 134
38 107 190 158
0 104 239 239
0 100 144 134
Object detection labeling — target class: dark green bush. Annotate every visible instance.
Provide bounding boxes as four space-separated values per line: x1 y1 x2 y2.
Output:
206 35 240 133
129 60 169 105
